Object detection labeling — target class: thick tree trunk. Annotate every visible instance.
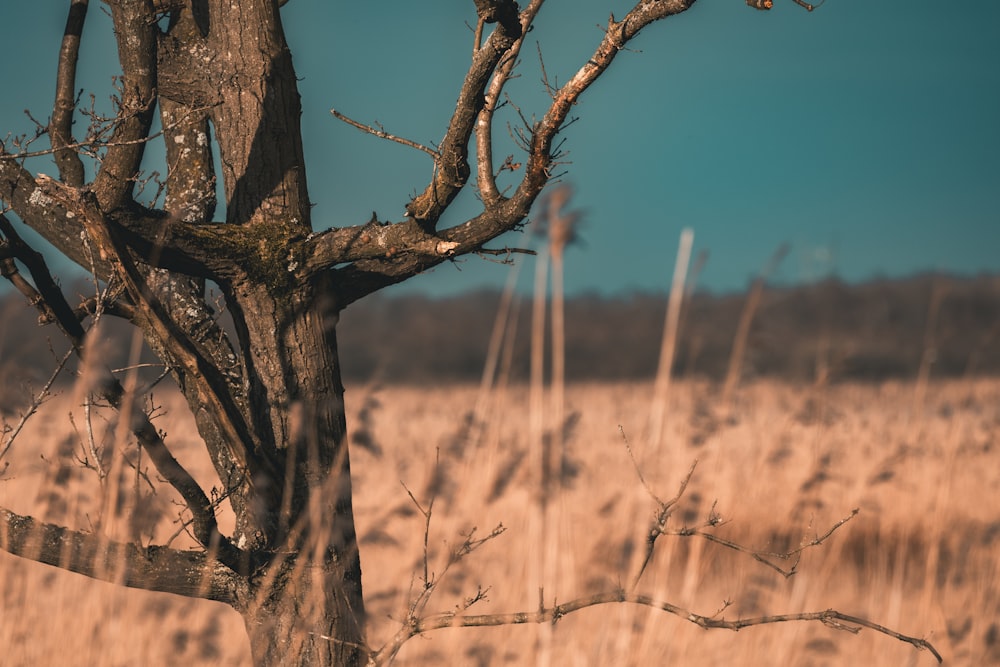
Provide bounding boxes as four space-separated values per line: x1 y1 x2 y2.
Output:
241 553 366 667
158 2 368 660
226 274 368 667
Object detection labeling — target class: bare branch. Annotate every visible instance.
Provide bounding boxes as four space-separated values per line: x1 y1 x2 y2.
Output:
303 216 460 275
0 506 242 604
372 591 941 665
672 508 860 578
92 0 159 210
475 0 544 207
475 245 535 257
404 0 524 228
330 109 439 158
0 348 73 469
332 1 704 304
0 156 230 281
50 0 89 186
379 454 506 665
633 458 698 587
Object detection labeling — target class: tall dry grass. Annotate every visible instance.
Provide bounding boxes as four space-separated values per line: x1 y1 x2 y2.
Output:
1 376 997 665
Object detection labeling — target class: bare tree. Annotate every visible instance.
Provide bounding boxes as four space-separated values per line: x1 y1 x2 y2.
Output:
0 2 937 667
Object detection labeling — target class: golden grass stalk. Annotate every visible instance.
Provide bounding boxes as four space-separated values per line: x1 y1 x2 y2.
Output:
721 243 790 412
648 227 694 452
472 259 522 449
528 213 551 666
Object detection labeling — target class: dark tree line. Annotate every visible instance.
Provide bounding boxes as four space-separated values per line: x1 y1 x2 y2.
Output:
334 273 1000 383
4 272 995 403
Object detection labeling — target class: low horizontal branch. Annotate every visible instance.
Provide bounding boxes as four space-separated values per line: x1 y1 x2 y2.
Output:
379 591 941 664
0 506 242 605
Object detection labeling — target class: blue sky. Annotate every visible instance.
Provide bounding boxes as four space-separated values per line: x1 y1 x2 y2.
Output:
2 1 998 296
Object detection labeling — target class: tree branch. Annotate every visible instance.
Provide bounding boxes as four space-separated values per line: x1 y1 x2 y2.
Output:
674 508 859 579
475 0 544 207
0 156 232 281
372 591 941 665
330 1 702 304
92 0 159 210
303 216 459 275
59 182 277 488
0 506 242 605
0 213 88 347
403 1 523 229
0 156 113 279
50 0 89 187
330 109 439 159
0 213 251 573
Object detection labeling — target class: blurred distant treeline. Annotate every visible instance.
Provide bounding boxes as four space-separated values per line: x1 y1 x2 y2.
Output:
1 273 998 397
336 273 1000 383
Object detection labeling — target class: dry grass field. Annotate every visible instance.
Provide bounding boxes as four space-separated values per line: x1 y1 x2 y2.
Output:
1 378 998 666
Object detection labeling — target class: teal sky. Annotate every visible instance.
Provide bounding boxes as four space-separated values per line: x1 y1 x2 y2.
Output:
2 1 998 296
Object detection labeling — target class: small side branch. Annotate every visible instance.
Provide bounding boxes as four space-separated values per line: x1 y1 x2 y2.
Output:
330 108 439 159
475 0 544 206
631 450 698 587
674 509 859 578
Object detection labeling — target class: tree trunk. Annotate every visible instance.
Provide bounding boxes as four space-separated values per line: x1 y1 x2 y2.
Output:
157 2 369 661
241 553 366 667
226 274 368 667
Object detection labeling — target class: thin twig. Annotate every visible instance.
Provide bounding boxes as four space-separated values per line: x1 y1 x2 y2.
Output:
476 246 535 257
618 425 661 505
0 347 73 464
632 458 698 587
790 0 824 10
0 104 217 162
330 109 439 158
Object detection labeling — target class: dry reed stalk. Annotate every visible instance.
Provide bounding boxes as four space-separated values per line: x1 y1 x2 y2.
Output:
89 322 147 585
546 185 578 472
721 243 790 412
488 288 522 456
528 231 550 666
473 261 522 448
543 187 581 667
648 227 694 453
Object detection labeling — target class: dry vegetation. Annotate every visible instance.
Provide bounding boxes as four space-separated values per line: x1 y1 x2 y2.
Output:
2 376 997 665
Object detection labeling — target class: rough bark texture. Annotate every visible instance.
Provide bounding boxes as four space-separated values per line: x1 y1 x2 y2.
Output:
0 2 703 666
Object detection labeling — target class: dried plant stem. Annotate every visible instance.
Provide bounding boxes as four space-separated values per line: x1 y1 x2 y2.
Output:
648 227 694 452
721 243 789 411
472 260 522 447
528 237 551 666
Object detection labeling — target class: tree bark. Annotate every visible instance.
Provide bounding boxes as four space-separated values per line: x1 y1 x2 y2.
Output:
0 2 709 665
224 274 367 667
164 2 368 661
240 555 366 667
